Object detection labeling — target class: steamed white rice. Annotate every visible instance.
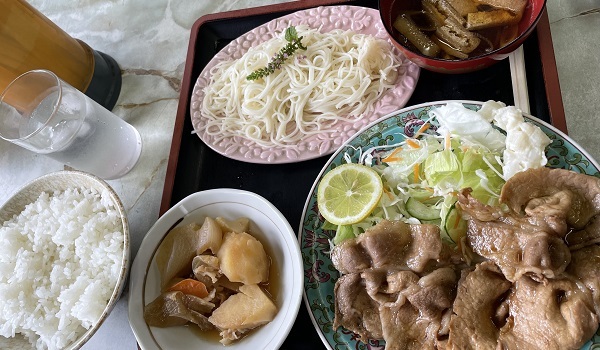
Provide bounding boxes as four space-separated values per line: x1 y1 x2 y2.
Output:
0 187 124 350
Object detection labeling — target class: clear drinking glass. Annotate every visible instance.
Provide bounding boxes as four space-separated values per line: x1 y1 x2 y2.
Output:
0 69 142 180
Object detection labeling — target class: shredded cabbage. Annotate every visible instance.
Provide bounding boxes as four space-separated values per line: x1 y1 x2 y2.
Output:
327 101 551 246
489 103 552 179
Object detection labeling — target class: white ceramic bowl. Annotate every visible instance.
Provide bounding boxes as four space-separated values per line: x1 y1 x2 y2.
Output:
0 170 130 350
128 188 303 350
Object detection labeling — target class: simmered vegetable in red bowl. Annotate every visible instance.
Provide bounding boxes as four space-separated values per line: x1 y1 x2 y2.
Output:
378 0 547 73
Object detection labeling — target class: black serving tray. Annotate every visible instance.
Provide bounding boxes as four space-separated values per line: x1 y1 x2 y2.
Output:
160 0 566 347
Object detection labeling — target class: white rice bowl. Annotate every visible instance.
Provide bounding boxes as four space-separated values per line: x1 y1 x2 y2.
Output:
0 171 129 350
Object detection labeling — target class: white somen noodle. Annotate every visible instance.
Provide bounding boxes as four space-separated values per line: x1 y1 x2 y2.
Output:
200 25 401 148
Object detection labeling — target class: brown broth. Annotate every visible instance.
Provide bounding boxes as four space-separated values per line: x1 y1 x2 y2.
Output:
189 318 265 344
261 234 282 304
189 325 222 343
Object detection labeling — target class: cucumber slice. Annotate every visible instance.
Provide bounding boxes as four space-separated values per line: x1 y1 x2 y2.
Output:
407 188 435 202
444 205 467 244
406 197 441 221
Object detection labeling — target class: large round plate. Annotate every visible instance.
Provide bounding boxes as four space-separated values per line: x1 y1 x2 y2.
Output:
190 5 420 164
298 100 600 349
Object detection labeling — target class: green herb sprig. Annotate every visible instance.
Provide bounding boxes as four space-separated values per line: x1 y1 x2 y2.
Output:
246 26 307 81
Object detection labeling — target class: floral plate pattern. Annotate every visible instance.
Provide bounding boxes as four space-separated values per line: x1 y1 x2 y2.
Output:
298 100 600 350
190 5 420 164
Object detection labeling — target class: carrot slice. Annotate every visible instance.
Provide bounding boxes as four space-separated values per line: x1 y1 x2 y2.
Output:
167 278 209 298
413 163 420 182
414 122 430 138
444 133 451 150
382 147 403 163
406 139 420 149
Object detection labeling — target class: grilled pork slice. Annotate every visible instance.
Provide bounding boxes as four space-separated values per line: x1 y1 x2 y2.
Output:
333 273 384 341
566 244 600 316
447 262 512 350
500 167 600 231
330 220 447 275
498 275 598 350
458 187 572 282
465 217 571 282
334 267 458 349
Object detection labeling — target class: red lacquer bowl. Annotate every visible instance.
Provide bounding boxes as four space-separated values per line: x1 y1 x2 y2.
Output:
379 0 547 73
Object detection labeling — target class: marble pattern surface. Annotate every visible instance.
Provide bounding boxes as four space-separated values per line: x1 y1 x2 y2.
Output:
0 0 598 349
546 0 600 164
0 1 295 349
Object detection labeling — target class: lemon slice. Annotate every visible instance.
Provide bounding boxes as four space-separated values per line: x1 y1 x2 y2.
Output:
317 163 383 225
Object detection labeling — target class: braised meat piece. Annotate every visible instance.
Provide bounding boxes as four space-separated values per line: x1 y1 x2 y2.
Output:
447 262 512 350
333 273 383 341
331 220 445 274
498 275 598 350
500 167 600 230
144 291 215 329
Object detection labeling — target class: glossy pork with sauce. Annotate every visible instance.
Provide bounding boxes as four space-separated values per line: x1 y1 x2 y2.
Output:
447 262 511 349
330 220 455 275
458 187 572 282
332 220 460 349
332 168 600 349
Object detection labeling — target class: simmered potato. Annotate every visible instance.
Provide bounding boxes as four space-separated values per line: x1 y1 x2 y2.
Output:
208 284 277 341
217 231 269 284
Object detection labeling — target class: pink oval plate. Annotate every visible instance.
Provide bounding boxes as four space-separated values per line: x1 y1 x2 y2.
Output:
190 5 420 164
